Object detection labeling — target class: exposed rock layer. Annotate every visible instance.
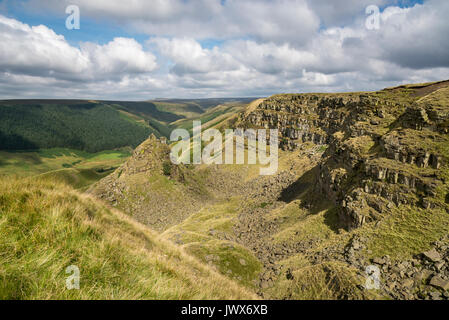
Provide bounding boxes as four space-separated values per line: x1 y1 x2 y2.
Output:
238 86 449 230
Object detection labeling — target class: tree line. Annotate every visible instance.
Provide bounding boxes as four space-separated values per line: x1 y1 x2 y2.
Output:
0 102 154 152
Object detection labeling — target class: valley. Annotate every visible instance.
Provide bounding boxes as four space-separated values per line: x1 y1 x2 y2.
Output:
1 0 448 305
0 148 131 191
1 81 449 300
89 80 449 300
0 98 252 189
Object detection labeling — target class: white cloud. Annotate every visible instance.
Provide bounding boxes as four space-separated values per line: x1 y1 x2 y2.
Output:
376 0 449 69
223 40 317 75
0 15 157 82
0 15 89 80
149 37 239 75
306 0 387 27
81 38 157 78
1 0 449 99
28 0 320 44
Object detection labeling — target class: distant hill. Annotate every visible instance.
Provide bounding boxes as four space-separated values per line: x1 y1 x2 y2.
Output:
152 98 256 110
0 101 155 152
0 98 255 153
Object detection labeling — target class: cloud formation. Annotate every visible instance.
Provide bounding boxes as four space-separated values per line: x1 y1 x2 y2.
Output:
0 15 157 82
0 0 448 99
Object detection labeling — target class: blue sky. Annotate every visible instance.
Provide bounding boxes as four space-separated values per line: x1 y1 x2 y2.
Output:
0 0 447 100
0 0 425 47
0 0 144 45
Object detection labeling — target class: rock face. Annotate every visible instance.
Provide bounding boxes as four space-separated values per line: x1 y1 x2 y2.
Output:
227 81 449 299
238 86 449 230
88 134 211 231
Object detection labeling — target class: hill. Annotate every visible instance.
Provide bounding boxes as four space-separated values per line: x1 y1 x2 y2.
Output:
90 80 449 300
0 98 253 188
0 100 155 152
0 176 256 299
2 81 448 300
0 98 255 153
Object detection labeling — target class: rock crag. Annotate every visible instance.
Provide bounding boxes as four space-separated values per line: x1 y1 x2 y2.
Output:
238 84 449 230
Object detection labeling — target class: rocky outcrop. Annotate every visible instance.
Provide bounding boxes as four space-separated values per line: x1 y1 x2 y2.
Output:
339 235 449 300
373 238 449 300
88 134 210 231
381 134 442 169
238 88 449 230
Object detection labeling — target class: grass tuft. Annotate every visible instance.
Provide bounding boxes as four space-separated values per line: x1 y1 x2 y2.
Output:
0 177 257 300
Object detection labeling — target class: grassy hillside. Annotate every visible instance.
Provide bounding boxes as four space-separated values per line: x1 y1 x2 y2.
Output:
0 98 254 154
154 98 255 112
171 103 247 134
0 98 252 191
0 148 131 190
103 101 183 123
0 101 155 152
0 177 256 300
3 82 449 300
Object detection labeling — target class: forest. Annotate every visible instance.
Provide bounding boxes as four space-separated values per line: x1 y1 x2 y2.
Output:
0 101 155 152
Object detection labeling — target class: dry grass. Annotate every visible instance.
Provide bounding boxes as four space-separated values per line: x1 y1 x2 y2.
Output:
266 260 374 300
161 199 263 288
0 176 257 300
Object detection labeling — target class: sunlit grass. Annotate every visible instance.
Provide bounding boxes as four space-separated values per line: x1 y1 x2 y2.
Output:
0 177 257 300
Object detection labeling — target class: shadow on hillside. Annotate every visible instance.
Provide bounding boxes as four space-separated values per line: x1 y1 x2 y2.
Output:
278 165 342 232
278 179 311 203
107 101 184 123
0 130 39 152
278 167 317 203
323 207 341 233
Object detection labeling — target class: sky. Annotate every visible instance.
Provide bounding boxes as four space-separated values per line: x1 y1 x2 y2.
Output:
0 0 447 100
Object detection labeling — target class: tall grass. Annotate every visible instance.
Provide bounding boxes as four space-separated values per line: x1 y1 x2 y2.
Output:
0 176 257 300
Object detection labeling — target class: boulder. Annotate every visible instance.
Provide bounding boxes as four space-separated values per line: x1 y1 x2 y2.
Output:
430 276 449 291
373 257 386 265
422 249 442 263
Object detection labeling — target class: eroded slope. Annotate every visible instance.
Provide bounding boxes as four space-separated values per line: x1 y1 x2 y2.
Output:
90 81 449 300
